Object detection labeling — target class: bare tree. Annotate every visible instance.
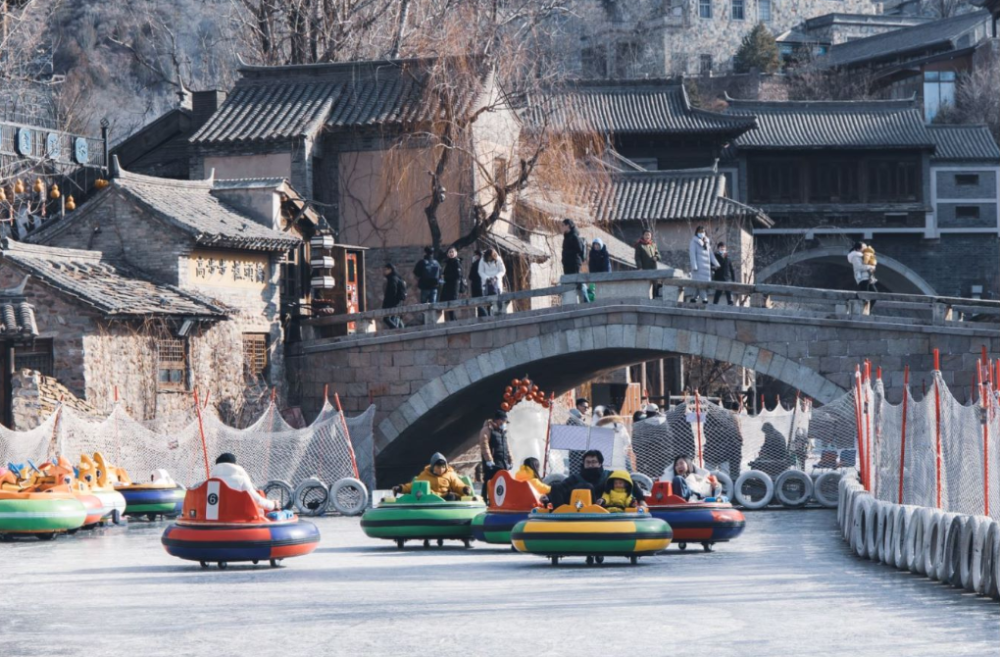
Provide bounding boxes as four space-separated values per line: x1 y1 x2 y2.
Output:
786 65 878 102
933 57 1000 147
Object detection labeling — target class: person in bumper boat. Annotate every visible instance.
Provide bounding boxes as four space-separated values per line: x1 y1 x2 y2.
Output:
210 453 279 511
543 450 646 508
514 457 550 495
393 453 471 501
668 456 721 501
599 470 637 512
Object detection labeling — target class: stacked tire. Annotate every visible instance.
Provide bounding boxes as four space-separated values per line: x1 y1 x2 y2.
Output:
837 473 1000 601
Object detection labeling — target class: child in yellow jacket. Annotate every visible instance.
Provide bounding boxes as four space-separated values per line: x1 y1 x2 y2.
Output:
513 457 550 495
600 470 637 512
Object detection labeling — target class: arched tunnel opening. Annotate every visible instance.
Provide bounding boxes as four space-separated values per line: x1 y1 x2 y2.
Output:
375 348 667 483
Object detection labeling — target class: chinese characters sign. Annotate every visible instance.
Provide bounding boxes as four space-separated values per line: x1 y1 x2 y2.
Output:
189 250 270 289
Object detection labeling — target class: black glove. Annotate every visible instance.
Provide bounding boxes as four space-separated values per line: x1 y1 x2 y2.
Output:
463 487 472 496
392 485 403 495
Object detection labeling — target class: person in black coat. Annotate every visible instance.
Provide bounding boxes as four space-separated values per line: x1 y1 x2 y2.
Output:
561 218 588 302
712 241 736 306
469 249 487 317
381 263 407 329
542 450 646 508
439 247 465 321
588 237 611 273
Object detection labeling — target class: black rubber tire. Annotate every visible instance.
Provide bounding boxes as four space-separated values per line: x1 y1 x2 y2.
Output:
37 533 56 541
218 562 228 570
146 513 158 522
630 473 654 497
702 543 714 553
395 539 405 549
463 539 471 548
200 561 209 569
270 559 281 568
423 540 430 549
252 560 259 565
586 556 595 566
595 556 604 565
437 539 443 547
262 480 295 510
329 477 369 516
630 556 638 565
112 509 123 525
775 470 813 508
678 542 687 551
293 478 330 517
550 556 559 566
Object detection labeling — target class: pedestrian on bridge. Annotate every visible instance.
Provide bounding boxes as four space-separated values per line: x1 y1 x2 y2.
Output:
688 226 719 304
381 263 407 329
561 219 589 303
440 247 465 321
712 241 736 306
413 247 442 304
634 229 661 297
478 248 506 316
469 249 487 317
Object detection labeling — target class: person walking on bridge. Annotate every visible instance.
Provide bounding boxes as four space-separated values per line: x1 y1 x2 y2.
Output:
688 225 718 304
413 247 442 305
561 219 589 302
381 263 407 329
634 229 661 297
712 241 736 306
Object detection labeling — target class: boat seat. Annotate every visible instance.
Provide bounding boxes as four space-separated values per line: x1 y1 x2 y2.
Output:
649 480 689 505
182 478 265 523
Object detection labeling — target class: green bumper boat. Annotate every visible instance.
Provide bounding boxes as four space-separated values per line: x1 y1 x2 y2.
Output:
361 479 485 549
0 492 87 539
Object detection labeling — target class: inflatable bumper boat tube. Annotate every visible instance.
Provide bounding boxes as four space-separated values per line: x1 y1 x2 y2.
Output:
645 481 745 552
471 470 543 545
121 485 186 519
511 490 672 565
0 494 87 537
360 480 485 548
161 479 319 569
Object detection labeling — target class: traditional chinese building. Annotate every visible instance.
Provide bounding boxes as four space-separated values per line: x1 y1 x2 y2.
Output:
0 159 306 425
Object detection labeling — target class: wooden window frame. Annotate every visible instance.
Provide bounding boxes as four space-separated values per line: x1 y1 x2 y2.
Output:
157 337 188 391
14 339 54 377
867 157 919 202
243 333 270 382
749 158 802 203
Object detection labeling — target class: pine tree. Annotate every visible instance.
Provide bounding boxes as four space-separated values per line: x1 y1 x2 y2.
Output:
733 23 781 74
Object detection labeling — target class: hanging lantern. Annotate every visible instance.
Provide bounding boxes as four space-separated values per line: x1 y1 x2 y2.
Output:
13 179 24 194
49 184 60 199
0 187 6 202
94 178 109 190
33 178 44 194
66 195 76 211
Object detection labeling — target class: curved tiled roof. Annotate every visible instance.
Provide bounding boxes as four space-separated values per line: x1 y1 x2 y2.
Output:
191 57 490 145
821 10 990 68
589 171 769 225
927 125 1000 162
726 98 934 150
535 80 756 136
0 240 227 318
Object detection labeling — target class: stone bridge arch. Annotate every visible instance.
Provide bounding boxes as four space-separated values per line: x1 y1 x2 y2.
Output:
375 319 845 480
758 247 937 296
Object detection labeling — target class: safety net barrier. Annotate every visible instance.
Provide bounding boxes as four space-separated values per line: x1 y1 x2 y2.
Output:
856 352 999 523
0 400 377 495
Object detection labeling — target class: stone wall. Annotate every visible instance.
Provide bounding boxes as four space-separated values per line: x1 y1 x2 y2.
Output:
11 369 97 431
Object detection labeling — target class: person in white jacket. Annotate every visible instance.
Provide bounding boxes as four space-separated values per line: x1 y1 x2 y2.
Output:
210 453 279 511
688 226 719 303
478 248 507 316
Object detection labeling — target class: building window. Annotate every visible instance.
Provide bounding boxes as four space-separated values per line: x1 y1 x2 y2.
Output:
749 158 801 203
811 160 859 202
700 0 713 18
955 173 980 186
956 206 981 219
868 158 919 201
759 0 771 22
923 71 956 122
732 0 745 20
700 54 713 75
157 338 187 390
14 339 53 377
243 333 269 381
581 46 607 78
615 41 641 78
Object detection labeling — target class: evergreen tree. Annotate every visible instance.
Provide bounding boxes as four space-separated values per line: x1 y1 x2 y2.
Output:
733 23 781 74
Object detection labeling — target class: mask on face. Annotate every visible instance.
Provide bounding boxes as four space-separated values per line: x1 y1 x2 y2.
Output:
582 466 603 483
697 232 705 239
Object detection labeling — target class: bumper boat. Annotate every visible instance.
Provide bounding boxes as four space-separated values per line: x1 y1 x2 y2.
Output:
161 478 320 569
77 454 127 523
512 489 672 565
471 470 542 545
115 467 186 520
361 479 485 549
33 457 106 528
645 481 746 552
0 464 87 540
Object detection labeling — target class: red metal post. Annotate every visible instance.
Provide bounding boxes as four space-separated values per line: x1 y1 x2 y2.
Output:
695 391 704 468
334 393 360 479
193 389 210 479
853 366 868 489
898 366 909 504
933 349 942 509
980 364 990 517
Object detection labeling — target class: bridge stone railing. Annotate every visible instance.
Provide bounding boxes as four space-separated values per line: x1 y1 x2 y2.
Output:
301 270 1000 341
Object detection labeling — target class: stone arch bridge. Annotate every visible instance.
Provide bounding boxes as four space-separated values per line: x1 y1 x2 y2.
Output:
288 272 1000 480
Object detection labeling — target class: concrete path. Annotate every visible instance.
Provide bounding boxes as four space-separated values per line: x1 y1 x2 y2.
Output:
2 510 996 657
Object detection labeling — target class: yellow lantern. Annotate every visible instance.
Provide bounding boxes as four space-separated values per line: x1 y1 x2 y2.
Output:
49 183 60 199
66 195 76 211
13 179 24 194
33 178 44 194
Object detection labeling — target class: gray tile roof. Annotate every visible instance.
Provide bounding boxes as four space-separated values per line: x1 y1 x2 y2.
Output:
589 170 771 225
927 125 1000 162
191 57 488 145
0 240 228 318
0 289 38 338
535 80 756 136
726 98 934 150
821 10 991 68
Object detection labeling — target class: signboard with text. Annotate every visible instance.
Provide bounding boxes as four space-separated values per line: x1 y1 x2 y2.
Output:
189 250 270 290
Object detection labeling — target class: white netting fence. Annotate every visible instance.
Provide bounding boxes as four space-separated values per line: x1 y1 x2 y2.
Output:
0 400 377 495
860 364 1000 522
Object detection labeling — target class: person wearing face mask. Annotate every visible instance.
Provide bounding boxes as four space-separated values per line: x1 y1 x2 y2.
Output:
712 241 736 306
542 450 646 508
479 409 511 502
439 247 465 321
688 226 719 304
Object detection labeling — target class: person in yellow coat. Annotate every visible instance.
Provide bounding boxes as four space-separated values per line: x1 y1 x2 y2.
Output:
393 453 471 501
513 457 550 495
598 470 637 512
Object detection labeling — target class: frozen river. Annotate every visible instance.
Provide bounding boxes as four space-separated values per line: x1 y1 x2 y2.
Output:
2 510 996 657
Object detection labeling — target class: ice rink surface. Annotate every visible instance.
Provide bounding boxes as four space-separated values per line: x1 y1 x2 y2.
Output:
2 510 996 657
